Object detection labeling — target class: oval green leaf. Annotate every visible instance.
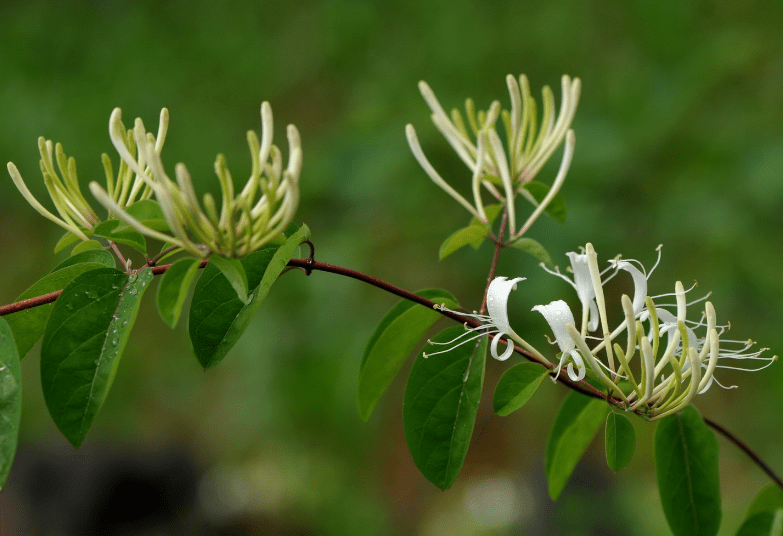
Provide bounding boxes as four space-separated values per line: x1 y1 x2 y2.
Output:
4 260 117 359
53 248 115 272
72 240 104 254
189 224 310 369
0 317 22 490
123 199 171 233
747 484 783 518
469 203 504 227
522 181 567 223
735 511 783 536
403 325 486 490
54 229 92 254
654 405 721 536
605 412 636 471
156 258 202 328
92 220 147 255
438 225 487 260
357 289 459 421
493 362 547 416
41 267 153 448
508 237 553 266
545 391 610 499
208 255 249 304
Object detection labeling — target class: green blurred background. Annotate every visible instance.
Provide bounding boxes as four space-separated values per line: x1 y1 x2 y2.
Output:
1 1 782 534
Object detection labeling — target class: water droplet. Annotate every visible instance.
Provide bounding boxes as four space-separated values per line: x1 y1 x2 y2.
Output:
111 338 119 346
128 273 138 283
85 290 97 299
122 320 128 326
65 303 74 311
112 329 117 334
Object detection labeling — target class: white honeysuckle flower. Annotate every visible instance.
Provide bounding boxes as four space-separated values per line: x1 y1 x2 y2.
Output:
531 300 585 381
406 74 579 237
89 102 301 258
612 244 663 315
425 277 549 365
537 243 776 419
540 246 617 334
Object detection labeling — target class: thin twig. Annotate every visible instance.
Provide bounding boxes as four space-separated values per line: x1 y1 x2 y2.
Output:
479 209 507 315
704 416 783 490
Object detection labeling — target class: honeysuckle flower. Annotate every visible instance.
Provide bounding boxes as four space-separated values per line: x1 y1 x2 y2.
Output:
424 277 549 365
8 138 102 241
406 74 579 237
537 243 776 419
89 102 301 258
531 300 586 381
540 247 619 334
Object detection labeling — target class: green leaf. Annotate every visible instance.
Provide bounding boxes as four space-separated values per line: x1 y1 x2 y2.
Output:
605 412 636 471
357 289 460 421
157 258 202 328
53 249 115 272
208 255 249 304
736 511 783 536
747 485 783 518
403 325 486 490
92 220 147 255
438 225 487 260
523 181 567 223
54 229 91 254
117 199 171 233
72 240 104 254
493 363 547 416
654 405 721 536
508 237 553 265
470 203 504 227
0 317 22 490
545 391 610 499
189 224 311 369
4 261 117 359
40 267 153 448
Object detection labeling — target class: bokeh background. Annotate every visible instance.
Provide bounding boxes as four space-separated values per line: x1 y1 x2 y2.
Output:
1 1 782 534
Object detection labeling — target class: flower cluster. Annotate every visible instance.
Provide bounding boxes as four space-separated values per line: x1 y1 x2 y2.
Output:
8 103 301 260
406 74 580 238
90 102 301 258
430 244 776 420
8 139 105 241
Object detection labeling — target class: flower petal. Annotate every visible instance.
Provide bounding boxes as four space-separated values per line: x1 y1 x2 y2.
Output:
532 300 576 354
616 260 647 315
491 333 515 361
486 277 526 335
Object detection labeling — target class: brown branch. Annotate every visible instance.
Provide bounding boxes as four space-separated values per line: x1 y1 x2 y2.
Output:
704 416 783 490
1 251 781 490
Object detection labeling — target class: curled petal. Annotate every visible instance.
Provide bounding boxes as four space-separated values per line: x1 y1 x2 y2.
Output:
486 277 526 335
532 299 577 354
616 260 648 315
566 252 599 331
491 333 515 361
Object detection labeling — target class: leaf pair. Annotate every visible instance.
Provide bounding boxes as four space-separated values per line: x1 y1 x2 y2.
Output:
188 224 311 369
